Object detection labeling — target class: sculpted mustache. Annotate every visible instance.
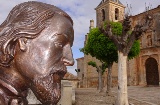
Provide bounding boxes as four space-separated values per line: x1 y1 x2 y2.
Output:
50 62 67 75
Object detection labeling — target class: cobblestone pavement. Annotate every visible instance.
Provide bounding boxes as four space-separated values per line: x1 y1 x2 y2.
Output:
122 86 160 105
75 86 160 105
75 88 115 105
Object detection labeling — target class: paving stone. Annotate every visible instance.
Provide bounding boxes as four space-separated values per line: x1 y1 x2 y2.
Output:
75 86 160 105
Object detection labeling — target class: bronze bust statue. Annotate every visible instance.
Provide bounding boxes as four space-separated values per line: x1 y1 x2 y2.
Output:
0 1 74 105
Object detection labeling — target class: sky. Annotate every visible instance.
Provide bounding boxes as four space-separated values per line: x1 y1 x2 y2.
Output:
0 0 160 75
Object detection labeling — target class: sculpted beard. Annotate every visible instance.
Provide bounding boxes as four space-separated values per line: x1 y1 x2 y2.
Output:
29 64 67 104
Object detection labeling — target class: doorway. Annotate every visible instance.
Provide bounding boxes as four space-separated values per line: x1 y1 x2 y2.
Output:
145 57 159 85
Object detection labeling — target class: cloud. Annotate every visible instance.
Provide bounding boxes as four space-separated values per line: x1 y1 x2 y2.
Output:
0 0 37 24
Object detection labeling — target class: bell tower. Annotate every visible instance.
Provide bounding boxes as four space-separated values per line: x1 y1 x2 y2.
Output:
95 0 125 27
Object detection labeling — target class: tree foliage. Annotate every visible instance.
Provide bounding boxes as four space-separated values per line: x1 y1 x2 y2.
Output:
104 21 122 36
128 40 140 59
88 61 96 67
81 21 140 64
88 61 107 74
81 27 118 64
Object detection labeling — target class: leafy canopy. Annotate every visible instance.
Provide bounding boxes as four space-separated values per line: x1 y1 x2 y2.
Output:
81 21 140 64
88 61 108 74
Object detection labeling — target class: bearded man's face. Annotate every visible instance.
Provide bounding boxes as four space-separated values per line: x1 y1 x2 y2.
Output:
14 15 74 104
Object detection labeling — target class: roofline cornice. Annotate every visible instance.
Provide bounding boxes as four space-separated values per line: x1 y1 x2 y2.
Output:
95 1 125 10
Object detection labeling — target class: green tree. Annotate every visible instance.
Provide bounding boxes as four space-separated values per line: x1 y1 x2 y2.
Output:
81 21 140 95
101 14 153 105
88 61 107 92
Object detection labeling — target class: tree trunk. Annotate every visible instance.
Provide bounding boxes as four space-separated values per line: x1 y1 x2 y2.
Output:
97 71 100 90
117 51 129 105
106 63 113 96
98 69 103 92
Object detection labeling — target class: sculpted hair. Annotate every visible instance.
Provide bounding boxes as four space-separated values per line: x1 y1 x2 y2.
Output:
0 1 73 67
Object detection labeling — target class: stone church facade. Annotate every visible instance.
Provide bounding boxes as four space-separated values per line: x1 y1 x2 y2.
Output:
76 0 160 88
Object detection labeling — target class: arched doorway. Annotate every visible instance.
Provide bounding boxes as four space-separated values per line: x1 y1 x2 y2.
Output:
145 57 159 85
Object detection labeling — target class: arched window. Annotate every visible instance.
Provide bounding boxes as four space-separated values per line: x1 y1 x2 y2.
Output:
115 8 119 20
102 9 105 21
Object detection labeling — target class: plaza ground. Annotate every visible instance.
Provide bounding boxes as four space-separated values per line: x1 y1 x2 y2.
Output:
75 86 160 105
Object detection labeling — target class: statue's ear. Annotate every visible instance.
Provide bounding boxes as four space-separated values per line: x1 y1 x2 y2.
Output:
17 38 28 52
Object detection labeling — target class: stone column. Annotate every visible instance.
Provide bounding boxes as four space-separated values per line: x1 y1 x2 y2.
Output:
58 80 73 105
139 56 147 86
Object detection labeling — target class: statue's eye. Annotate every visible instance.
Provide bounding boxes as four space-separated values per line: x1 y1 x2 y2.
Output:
54 42 63 48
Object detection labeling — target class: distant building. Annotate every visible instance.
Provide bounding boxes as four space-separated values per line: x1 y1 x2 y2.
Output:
63 72 79 88
76 0 160 88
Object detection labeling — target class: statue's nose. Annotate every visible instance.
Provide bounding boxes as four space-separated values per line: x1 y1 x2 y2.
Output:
62 44 74 66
